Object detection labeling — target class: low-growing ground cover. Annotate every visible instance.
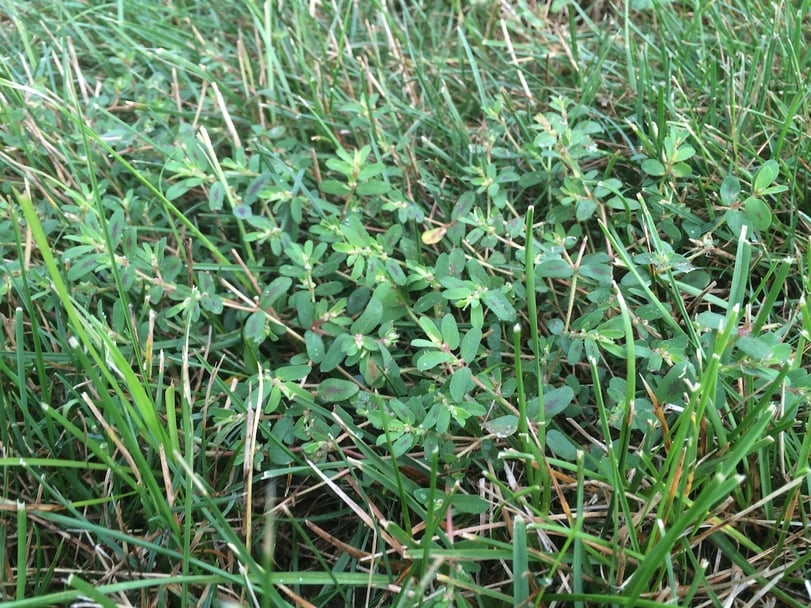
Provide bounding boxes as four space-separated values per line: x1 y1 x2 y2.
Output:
1 0 811 606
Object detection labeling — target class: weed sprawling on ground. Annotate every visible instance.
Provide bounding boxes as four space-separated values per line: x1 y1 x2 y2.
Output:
1 0 811 606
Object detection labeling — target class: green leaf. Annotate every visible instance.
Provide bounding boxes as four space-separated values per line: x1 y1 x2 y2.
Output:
291 292 314 326
670 162 692 178
325 157 353 175
200 292 223 314
544 386 574 418
360 354 382 386
165 177 202 201
481 289 516 321
449 367 472 402
385 259 407 286
567 339 584 365
411 339 440 348
413 292 442 313
724 209 751 237
672 144 696 162
460 327 482 364
484 415 518 438
423 402 451 433
465 228 484 245
358 163 386 181
356 145 372 165
584 338 600 361
736 335 772 361
209 181 226 210
320 180 351 196
357 180 391 196
443 286 473 301
719 175 740 205
315 281 344 296
305 330 325 363
641 159 666 176
452 191 476 221
275 365 312 381
451 494 489 514
321 333 352 372
416 350 454 371
744 196 772 230
655 361 696 405
753 159 779 193
759 184 788 196
245 173 272 205
261 277 292 308
471 303 484 329
418 316 443 344
352 297 383 334
391 433 415 457
233 204 252 219
317 378 359 403
579 261 612 285
67 255 104 281
576 198 598 221
441 313 460 350
630 398 658 431
163 256 183 281
389 398 415 424
547 430 579 460
108 208 125 249
536 258 573 279
379 225 403 253
245 311 268 344
413 488 446 508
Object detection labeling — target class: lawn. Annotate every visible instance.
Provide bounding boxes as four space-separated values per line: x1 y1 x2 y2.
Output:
1 0 811 606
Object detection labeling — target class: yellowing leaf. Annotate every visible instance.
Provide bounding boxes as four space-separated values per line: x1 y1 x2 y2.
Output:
421 226 447 245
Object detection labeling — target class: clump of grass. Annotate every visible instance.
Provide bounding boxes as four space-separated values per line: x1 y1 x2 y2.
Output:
1 0 810 606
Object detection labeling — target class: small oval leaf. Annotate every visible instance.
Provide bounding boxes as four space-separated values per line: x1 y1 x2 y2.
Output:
317 378 359 403
460 327 482 364
719 175 740 206
449 367 473 402
305 330 325 363
245 311 268 344
385 259 407 286
208 181 225 210
484 415 518 438
351 297 383 334
451 494 489 514
481 289 516 321
641 159 666 176
536 259 573 279
753 159 779 193
421 226 447 245
261 277 293 308
275 365 312 381
441 313 460 350
418 316 443 344
416 350 454 371
744 196 772 231
544 385 575 418
547 429 579 460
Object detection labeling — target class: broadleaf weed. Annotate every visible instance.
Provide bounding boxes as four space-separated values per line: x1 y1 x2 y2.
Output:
2 0 811 605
